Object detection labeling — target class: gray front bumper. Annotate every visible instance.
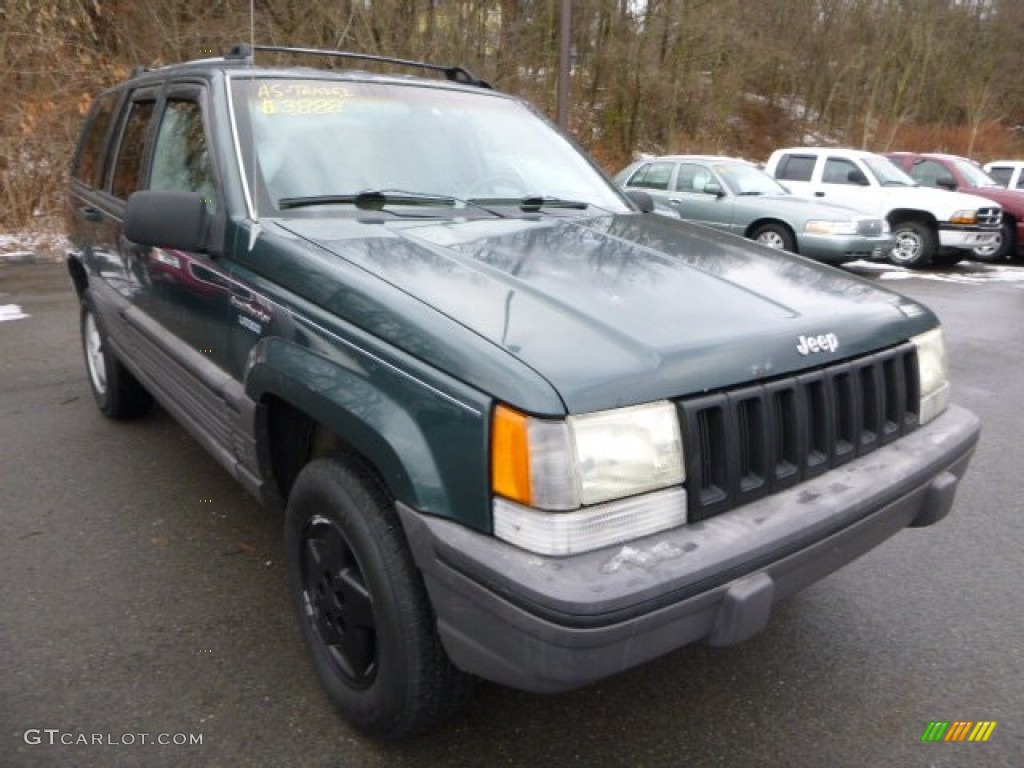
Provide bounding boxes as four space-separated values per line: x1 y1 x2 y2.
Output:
398 405 980 693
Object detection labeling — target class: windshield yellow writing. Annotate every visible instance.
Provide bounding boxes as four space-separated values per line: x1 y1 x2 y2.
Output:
258 98 347 115
255 83 353 116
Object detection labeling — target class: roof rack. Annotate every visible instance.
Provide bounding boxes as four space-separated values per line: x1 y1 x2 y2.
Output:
225 43 491 89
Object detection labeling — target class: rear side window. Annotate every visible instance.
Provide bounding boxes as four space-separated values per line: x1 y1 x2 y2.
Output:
111 100 156 200
628 162 674 191
72 93 119 187
775 154 815 182
676 163 713 193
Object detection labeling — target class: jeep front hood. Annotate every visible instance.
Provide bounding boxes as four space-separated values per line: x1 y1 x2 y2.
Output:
280 213 936 414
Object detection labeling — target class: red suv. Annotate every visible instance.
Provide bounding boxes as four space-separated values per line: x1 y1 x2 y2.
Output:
886 152 1022 262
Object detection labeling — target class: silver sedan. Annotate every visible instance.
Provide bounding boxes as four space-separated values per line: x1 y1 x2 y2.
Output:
616 155 894 264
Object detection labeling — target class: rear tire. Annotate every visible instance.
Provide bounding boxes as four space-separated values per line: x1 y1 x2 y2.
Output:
889 221 936 268
285 456 473 740
80 292 153 419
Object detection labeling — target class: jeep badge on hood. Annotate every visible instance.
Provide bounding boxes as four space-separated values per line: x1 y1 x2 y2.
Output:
796 333 840 355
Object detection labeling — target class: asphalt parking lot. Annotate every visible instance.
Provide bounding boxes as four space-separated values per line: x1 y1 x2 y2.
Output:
1 255 1022 768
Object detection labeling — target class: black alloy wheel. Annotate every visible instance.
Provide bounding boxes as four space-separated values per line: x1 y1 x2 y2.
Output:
300 514 378 688
285 457 473 740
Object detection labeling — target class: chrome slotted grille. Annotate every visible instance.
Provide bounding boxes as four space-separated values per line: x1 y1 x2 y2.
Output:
678 342 920 522
977 207 1002 227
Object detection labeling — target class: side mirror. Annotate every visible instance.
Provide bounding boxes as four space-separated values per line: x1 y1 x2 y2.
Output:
847 169 869 186
625 189 655 213
124 190 209 252
703 181 724 197
936 176 957 191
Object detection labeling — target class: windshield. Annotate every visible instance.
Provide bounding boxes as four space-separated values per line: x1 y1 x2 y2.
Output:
863 156 915 187
228 77 629 216
948 156 1000 187
714 163 788 195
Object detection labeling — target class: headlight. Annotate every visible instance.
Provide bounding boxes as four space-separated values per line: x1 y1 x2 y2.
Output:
912 328 950 425
491 401 686 555
804 220 858 236
568 404 685 505
949 210 977 225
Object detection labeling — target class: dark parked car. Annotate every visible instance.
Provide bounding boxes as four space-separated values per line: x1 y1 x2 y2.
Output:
66 45 979 740
615 155 893 264
886 152 1023 262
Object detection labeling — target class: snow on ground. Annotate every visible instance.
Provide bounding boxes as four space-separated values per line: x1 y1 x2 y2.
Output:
0 304 30 323
0 231 68 262
845 259 1024 285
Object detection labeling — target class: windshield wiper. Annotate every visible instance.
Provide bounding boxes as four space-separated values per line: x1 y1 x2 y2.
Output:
520 195 589 211
737 191 765 196
279 190 457 211
467 194 591 212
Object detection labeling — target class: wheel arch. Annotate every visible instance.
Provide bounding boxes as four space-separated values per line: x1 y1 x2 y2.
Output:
745 219 798 252
745 218 795 239
1004 212 1021 243
245 339 490 531
887 209 937 230
67 254 89 300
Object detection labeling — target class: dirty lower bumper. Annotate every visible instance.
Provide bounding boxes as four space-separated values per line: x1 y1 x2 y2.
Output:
798 232 895 263
938 227 998 250
398 405 979 693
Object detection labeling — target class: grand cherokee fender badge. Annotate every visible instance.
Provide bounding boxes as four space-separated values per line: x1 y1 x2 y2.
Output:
797 333 839 355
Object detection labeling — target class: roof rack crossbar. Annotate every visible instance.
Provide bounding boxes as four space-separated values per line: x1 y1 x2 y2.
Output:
231 44 490 88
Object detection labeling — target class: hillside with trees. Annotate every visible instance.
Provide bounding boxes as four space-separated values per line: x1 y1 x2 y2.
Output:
3 0 1023 230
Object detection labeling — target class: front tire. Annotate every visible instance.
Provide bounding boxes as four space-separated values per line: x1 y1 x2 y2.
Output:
80 293 153 419
285 457 472 740
889 221 936 268
750 222 796 253
972 219 1014 262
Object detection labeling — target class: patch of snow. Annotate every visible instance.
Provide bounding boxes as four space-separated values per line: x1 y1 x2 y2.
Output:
0 304 30 322
845 260 1024 285
0 231 68 262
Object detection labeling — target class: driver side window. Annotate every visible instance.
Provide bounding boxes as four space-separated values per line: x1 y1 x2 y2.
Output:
149 99 217 213
823 158 861 185
910 159 953 189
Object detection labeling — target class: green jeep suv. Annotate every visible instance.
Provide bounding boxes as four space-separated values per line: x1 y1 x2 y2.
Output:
65 45 980 739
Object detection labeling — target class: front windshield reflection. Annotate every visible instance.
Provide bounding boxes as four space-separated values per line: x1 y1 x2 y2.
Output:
864 156 915 186
715 163 788 196
949 157 1000 187
229 78 629 216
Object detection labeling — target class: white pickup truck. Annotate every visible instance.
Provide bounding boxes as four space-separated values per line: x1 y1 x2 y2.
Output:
765 148 1002 267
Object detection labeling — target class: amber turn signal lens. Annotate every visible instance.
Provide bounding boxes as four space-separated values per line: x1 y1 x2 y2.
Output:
491 404 532 505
